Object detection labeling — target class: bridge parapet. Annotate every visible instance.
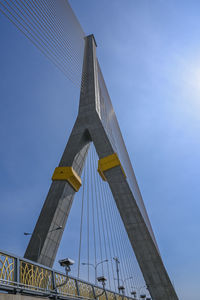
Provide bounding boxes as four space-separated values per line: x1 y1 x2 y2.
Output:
0 250 134 300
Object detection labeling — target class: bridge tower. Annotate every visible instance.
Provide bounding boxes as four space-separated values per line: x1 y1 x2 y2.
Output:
24 35 178 300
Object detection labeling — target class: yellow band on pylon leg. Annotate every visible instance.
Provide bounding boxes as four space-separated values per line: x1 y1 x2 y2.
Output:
98 153 126 181
52 167 82 192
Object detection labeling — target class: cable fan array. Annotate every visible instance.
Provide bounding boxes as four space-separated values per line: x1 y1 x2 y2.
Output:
0 0 85 87
64 144 150 298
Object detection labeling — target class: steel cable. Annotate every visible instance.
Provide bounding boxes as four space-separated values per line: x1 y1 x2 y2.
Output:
96 149 111 289
2 0 82 84
93 150 104 276
34 0 85 70
0 0 85 87
35 0 86 83
31 0 88 87
77 165 86 278
102 181 118 292
111 199 131 293
0 2 81 87
17 0 84 74
90 145 97 277
110 191 127 293
114 207 132 294
87 151 90 281
100 171 117 291
104 183 124 290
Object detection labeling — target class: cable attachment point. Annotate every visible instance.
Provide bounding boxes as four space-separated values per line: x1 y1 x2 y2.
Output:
98 153 126 181
52 166 82 191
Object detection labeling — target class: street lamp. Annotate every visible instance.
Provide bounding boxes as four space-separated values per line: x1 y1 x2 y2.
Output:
113 257 120 293
131 290 137 298
53 257 75 290
24 225 63 260
94 276 107 299
82 259 108 285
97 276 107 289
122 276 133 295
119 285 125 295
59 257 75 275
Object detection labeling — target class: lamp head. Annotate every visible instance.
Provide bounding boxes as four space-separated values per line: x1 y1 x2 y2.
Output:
59 258 75 267
59 258 75 274
97 276 107 283
131 291 137 296
97 276 107 289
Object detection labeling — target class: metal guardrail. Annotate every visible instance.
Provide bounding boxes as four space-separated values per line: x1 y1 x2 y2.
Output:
0 250 135 300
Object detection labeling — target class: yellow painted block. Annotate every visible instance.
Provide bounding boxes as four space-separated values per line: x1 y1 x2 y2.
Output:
52 167 82 192
98 153 126 181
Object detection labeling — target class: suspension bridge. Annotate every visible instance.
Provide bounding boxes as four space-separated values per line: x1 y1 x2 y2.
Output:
0 1 179 300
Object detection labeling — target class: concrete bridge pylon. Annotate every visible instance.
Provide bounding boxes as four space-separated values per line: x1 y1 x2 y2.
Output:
24 34 179 300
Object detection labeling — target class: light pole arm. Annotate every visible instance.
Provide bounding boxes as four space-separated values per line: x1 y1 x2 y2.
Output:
82 263 95 268
95 259 108 271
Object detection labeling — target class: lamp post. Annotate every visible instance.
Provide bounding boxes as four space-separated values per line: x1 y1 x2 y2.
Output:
122 276 133 295
130 290 137 299
82 259 108 285
24 225 63 260
119 285 125 296
113 257 120 293
53 257 75 291
95 276 107 299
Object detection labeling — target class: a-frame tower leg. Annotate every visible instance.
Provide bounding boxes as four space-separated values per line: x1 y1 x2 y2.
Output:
24 122 91 267
24 34 179 300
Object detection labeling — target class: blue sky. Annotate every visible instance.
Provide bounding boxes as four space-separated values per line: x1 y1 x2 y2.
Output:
1 0 200 299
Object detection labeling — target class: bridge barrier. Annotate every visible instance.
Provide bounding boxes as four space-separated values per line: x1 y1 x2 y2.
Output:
0 250 134 300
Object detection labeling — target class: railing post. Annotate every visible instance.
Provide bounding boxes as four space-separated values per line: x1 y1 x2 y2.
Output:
52 270 57 291
92 285 96 299
75 279 80 296
15 257 20 287
13 257 20 294
105 290 108 300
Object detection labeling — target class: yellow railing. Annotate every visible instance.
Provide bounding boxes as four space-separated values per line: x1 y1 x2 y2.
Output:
20 260 53 290
107 291 117 300
78 281 95 299
0 250 134 300
94 286 107 300
0 252 15 283
55 272 78 296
